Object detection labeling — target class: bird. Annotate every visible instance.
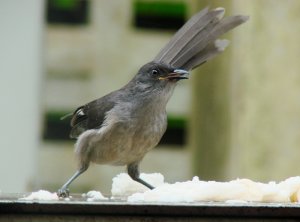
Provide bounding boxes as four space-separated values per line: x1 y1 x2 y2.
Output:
57 7 249 197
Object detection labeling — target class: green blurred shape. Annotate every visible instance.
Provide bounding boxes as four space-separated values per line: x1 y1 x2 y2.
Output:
134 0 186 17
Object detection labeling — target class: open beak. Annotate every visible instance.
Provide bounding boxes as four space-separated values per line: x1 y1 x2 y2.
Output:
159 69 189 81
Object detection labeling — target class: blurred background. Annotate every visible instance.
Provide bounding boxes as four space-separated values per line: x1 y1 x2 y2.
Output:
1 0 300 194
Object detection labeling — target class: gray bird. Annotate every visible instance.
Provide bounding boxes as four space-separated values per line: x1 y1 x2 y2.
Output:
58 7 248 197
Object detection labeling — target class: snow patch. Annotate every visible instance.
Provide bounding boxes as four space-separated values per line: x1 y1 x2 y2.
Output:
110 173 300 203
111 173 164 197
85 190 108 201
19 190 59 201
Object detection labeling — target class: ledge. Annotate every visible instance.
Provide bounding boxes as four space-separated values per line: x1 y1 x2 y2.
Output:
1 193 300 221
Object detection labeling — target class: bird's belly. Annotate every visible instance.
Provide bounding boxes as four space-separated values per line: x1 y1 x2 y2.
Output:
89 114 167 166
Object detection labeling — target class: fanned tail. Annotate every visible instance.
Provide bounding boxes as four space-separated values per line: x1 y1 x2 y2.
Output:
154 7 249 70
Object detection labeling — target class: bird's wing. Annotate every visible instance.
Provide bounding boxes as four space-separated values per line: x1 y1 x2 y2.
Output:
154 7 248 70
69 93 117 139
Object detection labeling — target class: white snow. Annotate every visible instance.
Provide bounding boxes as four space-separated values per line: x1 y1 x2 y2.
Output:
225 199 249 204
85 190 108 201
18 175 300 203
110 173 300 203
19 190 59 201
111 173 164 197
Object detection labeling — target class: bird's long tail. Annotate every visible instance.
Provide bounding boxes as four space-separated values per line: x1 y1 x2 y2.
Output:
154 7 249 70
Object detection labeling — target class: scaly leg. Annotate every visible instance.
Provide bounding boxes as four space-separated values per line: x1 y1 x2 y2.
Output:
57 165 88 197
127 162 154 190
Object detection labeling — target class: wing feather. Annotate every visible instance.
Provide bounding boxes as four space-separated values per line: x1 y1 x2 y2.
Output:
69 93 117 138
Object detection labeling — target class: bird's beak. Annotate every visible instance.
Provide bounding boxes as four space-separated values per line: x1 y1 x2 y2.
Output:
159 69 189 81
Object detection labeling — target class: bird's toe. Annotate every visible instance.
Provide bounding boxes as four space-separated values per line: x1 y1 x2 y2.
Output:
57 188 70 198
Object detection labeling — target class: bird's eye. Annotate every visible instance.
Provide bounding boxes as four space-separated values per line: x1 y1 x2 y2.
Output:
151 69 158 75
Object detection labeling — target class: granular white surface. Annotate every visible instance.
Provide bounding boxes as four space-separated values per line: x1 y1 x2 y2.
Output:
19 190 59 201
84 190 108 201
19 174 300 203
111 173 164 197
111 173 300 203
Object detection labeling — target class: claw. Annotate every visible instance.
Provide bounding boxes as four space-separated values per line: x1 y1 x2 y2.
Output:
57 188 70 198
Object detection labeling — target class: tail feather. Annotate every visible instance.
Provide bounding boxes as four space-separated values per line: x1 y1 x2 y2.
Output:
182 39 229 70
154 7 249 70
154 7 223 64
153 7 209 63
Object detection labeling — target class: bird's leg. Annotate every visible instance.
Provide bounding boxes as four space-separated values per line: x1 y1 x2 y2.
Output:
57 165 88 197
127 162 154 190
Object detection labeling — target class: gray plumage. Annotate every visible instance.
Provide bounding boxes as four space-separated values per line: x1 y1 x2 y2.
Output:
155 7 248 69
58 7 248 197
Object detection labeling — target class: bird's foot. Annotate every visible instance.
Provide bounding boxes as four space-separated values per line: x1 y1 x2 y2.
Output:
57 188 70 198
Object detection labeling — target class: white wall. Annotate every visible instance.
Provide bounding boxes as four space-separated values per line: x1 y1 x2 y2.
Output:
0 0 44 192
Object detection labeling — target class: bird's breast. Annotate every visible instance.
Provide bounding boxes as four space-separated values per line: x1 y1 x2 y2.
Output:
89 103 168 166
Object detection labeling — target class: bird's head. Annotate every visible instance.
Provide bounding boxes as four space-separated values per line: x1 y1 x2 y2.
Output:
133 62 189 90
